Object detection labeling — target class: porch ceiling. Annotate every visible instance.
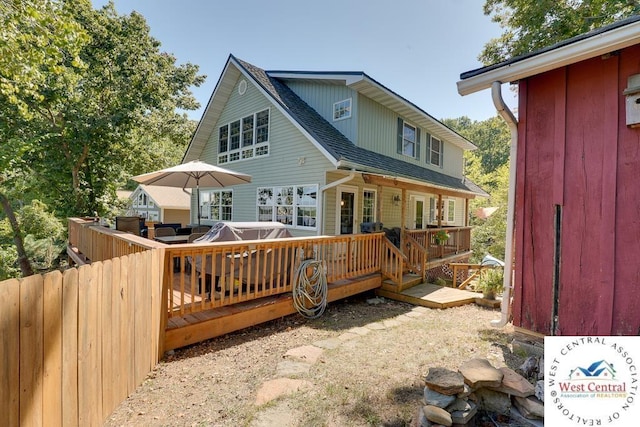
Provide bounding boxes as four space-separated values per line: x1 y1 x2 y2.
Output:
362 172 479 199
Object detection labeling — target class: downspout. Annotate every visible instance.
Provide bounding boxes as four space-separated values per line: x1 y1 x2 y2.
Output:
318 171 357 236
491 81 518 328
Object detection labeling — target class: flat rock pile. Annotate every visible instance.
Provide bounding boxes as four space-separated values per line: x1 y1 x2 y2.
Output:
417 358 544 426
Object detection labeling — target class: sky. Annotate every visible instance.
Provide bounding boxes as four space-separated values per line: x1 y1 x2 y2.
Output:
91 0 517 122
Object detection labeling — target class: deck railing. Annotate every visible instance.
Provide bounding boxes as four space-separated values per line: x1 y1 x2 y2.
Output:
405 227 472 260
68 218 161 262
163 232 387 318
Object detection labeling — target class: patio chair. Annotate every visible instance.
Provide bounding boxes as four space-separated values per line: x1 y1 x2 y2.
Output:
187 232 206 243
154 227 176 237
191 225 211 233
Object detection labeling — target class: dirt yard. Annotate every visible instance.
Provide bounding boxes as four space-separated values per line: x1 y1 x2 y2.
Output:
105 291 526 426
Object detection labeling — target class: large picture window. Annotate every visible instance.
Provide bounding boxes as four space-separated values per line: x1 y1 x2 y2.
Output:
218 109 270 164
257 185 318 229
200 190 233 221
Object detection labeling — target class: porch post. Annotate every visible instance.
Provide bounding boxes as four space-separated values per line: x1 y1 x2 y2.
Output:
437 194 442 228
400 188 407 248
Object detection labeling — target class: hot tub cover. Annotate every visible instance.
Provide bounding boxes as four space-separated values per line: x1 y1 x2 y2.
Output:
194 221 292 243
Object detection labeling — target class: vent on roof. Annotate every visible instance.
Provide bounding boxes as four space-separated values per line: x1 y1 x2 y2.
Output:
238 79 247 95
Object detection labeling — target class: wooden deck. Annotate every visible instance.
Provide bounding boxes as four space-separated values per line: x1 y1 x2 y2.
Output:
165 273 382 351
377 282 484 309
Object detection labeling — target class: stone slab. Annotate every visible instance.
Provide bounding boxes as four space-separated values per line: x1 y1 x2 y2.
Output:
285 345 324 364
459 358 503 388
424 367 465 396
255 378 312 405
487 367 535 397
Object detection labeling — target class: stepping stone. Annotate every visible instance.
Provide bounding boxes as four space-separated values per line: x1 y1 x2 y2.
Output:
348 326 372 336
276 360 312 377
285 345 324 364
338 332 359 341
383 319 402 328
255 378 312 405
312 337 342 349
366 322 387 330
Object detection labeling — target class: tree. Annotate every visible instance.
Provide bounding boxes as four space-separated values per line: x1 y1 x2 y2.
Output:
24 1 205 218
480 0 640 65
444 116 511 262
0 0 88 277
0 0 204 278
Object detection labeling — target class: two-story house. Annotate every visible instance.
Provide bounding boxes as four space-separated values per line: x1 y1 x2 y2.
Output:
183 54 486 276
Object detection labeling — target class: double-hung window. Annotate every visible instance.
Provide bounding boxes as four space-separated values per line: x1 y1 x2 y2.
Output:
403 122 416 157
257 185 318 229
218 109 270 164
397 118 420 159
429 135 443 167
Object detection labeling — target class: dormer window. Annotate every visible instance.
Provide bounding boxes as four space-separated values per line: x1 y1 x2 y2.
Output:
333 98 352 121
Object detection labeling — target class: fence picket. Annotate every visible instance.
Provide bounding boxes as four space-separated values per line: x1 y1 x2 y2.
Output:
43 271 63 427
19 274 44 427
0 278 20 427
61 268 79 426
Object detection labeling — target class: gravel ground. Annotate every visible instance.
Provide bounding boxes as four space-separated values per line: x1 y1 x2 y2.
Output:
105 291 526 426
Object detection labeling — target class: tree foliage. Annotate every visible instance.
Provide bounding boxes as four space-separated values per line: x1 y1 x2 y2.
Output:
480 0 640 65
444 116 511 262
0 0 203 278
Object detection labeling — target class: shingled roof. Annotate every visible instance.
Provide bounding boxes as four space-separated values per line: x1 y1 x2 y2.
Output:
235 57 486 196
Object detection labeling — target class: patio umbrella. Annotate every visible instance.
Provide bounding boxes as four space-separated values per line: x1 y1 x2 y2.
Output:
132 160 252 225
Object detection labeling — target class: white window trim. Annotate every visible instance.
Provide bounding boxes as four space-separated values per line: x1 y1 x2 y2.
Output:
429 135 443 167
199 189 234 221
333 98 352 121
362 188 377 223
256 184 318 230
218 108 270 165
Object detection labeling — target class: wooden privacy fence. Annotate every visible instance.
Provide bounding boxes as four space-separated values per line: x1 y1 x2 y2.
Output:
0 249 165 427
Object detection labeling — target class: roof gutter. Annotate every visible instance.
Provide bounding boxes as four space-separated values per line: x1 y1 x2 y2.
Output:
490 81 517 328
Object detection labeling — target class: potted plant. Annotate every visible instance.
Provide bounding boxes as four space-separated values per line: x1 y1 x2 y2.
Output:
477 267 504 300
434 229 450 245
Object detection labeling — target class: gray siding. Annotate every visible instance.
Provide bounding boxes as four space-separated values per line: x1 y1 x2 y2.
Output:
285 81 358 143
357 94 463 178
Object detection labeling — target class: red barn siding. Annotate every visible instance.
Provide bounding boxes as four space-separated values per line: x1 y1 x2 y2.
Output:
515 44 640 336
612 45 640 334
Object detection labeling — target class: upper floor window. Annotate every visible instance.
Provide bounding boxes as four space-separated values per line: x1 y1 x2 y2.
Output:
257 184 318 229
403 122 416 157
333 98 352 121
397 118 420 159
429 135 443 167
200 190 233 221
218 109 270 164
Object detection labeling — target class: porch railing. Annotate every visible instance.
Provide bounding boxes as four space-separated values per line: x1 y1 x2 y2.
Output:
405 227 472 260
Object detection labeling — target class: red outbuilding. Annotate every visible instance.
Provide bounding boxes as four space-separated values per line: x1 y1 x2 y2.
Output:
458 16 640 338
